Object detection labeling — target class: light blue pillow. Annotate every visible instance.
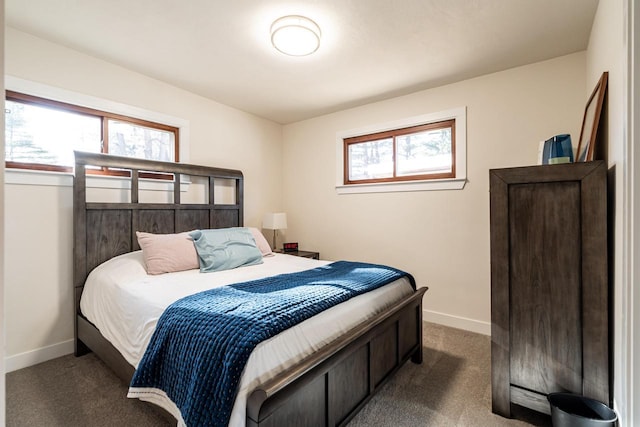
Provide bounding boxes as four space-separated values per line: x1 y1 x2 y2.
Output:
189 228 263 273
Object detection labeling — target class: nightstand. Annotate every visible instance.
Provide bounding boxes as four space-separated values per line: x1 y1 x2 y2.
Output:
278 250 319 260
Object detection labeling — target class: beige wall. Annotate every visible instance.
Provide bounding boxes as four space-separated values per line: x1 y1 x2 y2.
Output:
4 27 284 369
586 0 632 423
282 52 586 333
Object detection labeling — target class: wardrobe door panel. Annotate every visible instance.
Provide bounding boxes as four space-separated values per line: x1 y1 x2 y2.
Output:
508 182 582 394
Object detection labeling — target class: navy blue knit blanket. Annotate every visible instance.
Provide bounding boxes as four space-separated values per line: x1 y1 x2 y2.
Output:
129 261 415 427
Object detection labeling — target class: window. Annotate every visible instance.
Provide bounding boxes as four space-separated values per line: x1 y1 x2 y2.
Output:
344 120 455 184
336 107 467 194
5 91 179 173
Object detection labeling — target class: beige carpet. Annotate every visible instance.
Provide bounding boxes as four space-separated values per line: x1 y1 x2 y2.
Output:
349 322 550 426
6 322 551 426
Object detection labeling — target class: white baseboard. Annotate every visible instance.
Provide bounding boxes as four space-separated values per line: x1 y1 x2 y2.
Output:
5 339 74 373
423 309 491 336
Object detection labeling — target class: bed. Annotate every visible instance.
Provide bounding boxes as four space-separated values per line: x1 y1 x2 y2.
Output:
73 151 428 427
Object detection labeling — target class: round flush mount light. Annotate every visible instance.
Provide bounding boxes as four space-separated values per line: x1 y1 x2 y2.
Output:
270 15 321 56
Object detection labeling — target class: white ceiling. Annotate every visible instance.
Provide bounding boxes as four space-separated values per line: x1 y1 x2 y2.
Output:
6 0 599 124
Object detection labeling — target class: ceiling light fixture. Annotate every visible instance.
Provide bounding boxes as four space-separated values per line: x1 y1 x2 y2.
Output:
270 15 321 57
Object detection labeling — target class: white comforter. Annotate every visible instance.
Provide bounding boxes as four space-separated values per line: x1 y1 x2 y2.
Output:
80 251 413 427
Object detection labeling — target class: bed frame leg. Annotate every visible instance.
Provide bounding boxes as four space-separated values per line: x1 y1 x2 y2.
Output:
411 345 423 364
410 303 424 364
75 338 90 357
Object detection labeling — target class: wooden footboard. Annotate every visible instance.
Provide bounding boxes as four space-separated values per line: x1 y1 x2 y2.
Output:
247 287 427 427
76 286 427 427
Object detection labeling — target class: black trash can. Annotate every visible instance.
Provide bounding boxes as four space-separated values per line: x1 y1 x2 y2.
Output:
548 393 617 427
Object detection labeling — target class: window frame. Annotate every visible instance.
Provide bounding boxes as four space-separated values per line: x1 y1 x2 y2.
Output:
336 107 467 194
5 90 180 176
343 119 456 185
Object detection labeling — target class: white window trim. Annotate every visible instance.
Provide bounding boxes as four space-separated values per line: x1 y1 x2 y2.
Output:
4 75 191 188
335 107 467 194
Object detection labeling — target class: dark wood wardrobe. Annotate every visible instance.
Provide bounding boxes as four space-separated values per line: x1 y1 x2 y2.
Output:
489 161 610 416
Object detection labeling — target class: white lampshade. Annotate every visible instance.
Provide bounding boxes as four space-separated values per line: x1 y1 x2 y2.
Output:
262 213 287 230
270 15 321 56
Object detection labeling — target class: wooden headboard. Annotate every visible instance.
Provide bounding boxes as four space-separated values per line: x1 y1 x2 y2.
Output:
73 151 244 319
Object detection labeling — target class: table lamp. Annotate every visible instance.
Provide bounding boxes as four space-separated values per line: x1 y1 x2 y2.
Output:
262 213 287 250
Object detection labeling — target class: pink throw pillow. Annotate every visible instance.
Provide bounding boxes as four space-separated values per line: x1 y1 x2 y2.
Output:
136 231 199 275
